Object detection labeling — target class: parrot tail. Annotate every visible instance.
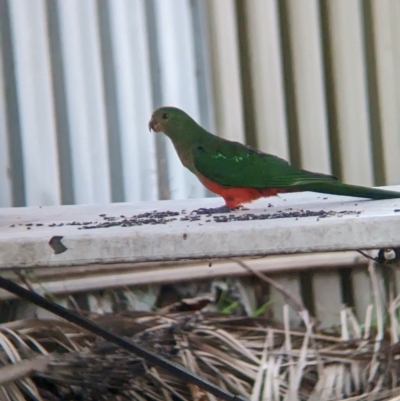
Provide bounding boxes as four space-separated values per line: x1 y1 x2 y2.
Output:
299 181 400 200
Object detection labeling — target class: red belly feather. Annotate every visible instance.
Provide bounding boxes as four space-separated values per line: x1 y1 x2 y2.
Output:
198 174 286 208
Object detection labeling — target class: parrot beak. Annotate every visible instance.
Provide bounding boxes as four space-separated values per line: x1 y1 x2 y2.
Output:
148 117 162 132
148 118 154 132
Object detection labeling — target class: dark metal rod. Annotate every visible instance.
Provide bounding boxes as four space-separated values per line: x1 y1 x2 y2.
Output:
0 275 248 401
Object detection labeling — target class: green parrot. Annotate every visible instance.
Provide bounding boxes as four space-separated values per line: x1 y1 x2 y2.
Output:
148 107 400 209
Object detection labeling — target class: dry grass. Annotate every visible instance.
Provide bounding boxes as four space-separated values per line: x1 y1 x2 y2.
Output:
1 262 400 400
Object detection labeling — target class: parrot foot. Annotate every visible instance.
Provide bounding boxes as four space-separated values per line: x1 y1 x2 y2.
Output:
191 205 244 215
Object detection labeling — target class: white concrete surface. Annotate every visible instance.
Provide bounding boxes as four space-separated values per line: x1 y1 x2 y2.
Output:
1 187 400 269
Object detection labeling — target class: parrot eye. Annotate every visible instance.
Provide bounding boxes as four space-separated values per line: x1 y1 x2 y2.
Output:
161 113 169 120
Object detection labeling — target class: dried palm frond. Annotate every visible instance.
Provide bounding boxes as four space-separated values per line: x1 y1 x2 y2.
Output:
0 305 399 401
0 260 399 401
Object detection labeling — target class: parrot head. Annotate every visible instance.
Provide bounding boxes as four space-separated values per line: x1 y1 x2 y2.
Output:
148 107 194 134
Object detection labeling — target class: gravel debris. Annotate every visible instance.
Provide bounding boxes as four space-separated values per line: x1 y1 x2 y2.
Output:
6 208 362 231
212 209 360 223
78 211 180 229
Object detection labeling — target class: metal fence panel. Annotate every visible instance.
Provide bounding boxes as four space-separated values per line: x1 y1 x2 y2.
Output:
284 0 331 174
9 0 61 206
206 0 245 143
0 51 12 207
154 0 205 199
1 0 400 207
324 0 374 186
369 0 400 185
244 0 290 159
108 0 158 202
57 0 111 204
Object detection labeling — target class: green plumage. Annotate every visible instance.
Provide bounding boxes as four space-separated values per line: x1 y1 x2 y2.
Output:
193 142 337 188
149 107 400 201
193 142 400 199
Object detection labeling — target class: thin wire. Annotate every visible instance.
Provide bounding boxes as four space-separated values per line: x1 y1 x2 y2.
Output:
0 275 248 401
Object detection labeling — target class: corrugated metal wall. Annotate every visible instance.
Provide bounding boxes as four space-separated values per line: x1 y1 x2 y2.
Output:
1 0 400 209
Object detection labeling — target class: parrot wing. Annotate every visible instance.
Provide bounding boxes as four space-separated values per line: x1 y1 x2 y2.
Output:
192 141 337 188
